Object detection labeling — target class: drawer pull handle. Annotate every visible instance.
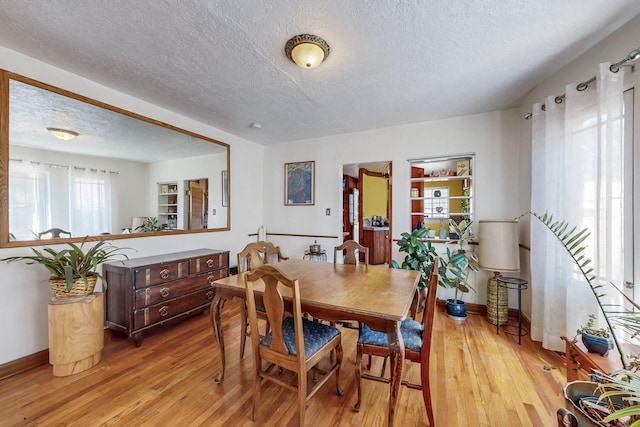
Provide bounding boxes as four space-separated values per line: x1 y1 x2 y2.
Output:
159 306 169 317
206 258 214 268
160 269 170 279
160 288 170 298
207 275 215 285
206 290 214 300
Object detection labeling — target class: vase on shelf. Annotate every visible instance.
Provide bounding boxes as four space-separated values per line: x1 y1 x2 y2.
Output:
438 224 447 239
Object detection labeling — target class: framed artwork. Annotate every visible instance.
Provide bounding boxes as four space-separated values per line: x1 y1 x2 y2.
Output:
284 161 315 206
221 170 228 207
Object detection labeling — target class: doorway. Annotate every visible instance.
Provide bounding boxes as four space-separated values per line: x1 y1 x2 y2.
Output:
342 162 392 265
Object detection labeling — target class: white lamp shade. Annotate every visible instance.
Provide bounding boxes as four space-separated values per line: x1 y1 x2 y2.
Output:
478 220 520 272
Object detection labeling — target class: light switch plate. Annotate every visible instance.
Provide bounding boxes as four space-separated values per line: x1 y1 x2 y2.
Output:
326 208 331 216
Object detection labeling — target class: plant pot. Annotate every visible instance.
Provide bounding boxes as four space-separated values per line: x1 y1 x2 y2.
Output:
581 331 614 357
49 275 98 298
446 298 467 320
563 380 627 426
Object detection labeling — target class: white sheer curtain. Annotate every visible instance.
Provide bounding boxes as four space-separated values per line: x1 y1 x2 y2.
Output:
8 161 52 240
530 62 625 352
68 167 112 236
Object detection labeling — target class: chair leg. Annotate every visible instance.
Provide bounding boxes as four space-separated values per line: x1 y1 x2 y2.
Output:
240 303 248 359
335 342 344 396
252 364 261 421
354 344 363 412
421 353 434 426
298 367 307 427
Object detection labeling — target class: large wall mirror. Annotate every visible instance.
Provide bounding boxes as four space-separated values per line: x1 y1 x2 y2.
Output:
0 71 230 248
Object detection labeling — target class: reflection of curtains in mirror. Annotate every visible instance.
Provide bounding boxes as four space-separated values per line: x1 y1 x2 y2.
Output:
68 167 112 236
9 161 52 240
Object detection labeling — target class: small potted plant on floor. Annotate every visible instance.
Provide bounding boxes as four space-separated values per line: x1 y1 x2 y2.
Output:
2 240 131 298
441 219 479 320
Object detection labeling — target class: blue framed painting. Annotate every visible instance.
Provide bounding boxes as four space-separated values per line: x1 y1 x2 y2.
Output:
284 161 315 206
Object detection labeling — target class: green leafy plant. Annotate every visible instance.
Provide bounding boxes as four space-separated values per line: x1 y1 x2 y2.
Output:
135 216 161 232
1 240 131 291
578 314 611 338
440 218 479 301
391 227 439 290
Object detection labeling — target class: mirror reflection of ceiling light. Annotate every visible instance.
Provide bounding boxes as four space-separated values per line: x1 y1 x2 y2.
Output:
285 34 330 69
47 127 79 140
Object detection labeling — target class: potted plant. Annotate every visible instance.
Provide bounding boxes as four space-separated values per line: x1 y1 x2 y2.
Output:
578 314 614 357
135 216 161 232
441 218 479 320
524 211 640 425
1 240 130 298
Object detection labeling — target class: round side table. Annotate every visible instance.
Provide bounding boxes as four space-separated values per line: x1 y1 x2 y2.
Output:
496 277 528 344
303 250 327 262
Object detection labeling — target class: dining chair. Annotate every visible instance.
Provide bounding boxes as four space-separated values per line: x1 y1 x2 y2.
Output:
259 241 290 264
244 264 343 426
334 240 369 266
238 242 270 359
37 228 71 239
354 257 439 427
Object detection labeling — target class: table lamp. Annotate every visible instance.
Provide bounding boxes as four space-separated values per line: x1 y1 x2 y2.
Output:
478 220 520 325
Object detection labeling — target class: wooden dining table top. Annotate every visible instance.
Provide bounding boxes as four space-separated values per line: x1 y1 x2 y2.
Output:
213 258 420 326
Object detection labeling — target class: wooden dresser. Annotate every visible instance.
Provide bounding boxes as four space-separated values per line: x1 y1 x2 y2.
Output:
104 248 229 346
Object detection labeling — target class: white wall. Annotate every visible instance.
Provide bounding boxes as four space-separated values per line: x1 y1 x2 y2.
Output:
263 108 522 305
0 47 265 364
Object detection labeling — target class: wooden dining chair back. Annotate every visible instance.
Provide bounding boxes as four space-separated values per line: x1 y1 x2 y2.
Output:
37 228 71 239
244 264 343 426
237 242 270 358
354 258 439 426
259 241 289 264
334 240 369 265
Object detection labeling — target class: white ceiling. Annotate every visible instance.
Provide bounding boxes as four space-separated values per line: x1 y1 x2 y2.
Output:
1 1 639 145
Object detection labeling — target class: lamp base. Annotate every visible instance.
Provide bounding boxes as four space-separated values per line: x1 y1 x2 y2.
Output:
487 276 508 325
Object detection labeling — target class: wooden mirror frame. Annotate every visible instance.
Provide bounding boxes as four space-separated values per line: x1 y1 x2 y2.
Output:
0 70 231 248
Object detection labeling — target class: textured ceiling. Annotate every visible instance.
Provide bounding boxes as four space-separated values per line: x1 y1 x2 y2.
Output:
0 1 639 145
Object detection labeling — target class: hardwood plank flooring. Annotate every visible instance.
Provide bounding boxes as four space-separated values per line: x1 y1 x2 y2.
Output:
0 298 567 426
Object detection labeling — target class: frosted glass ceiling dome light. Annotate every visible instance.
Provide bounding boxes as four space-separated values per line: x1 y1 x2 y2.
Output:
285 34 330 69
47 127 79 140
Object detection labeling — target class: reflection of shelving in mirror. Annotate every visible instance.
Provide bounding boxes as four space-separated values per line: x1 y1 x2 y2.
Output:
408 155 474 233
158 181 179 229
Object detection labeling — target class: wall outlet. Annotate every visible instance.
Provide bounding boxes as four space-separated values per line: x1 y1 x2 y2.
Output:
212 209 216 215
326 208 331 216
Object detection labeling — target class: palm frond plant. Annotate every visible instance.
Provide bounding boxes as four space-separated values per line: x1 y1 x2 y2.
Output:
2 240 131 297
523 211 640 425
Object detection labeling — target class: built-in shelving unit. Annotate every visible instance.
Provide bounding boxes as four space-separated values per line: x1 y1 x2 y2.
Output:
158 182 179 230
408 155 474 233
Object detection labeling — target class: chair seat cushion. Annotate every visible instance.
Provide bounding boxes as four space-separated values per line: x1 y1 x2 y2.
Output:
358 318 423 352
261 316 340 357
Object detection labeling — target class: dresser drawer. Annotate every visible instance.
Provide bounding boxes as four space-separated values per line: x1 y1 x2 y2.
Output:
190 252 229 274
133 288 215 330
134 275 215 308
133 261 189 288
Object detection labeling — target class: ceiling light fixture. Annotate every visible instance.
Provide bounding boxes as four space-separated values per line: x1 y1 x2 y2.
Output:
285 34 330 69
47 127 79 141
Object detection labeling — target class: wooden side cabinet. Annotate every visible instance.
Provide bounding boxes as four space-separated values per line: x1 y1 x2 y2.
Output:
363 227 389 265
104 249 229 346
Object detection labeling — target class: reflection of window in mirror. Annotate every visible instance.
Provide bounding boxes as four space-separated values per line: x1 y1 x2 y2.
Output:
409 154 474 236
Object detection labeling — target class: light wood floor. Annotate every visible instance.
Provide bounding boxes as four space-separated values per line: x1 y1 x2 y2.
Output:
0 299 567 426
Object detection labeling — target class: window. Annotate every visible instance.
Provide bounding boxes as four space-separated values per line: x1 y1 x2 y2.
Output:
8 162 51 240
423 187 449 218
69 168 112 236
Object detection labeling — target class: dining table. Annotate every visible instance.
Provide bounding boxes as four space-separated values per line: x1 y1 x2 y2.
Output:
209 258 420 427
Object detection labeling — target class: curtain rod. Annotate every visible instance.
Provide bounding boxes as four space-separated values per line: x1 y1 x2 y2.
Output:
524 45 640 120
9 157 119 174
